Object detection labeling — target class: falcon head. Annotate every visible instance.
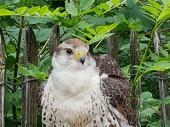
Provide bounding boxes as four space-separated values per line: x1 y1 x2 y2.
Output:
52 38 96 71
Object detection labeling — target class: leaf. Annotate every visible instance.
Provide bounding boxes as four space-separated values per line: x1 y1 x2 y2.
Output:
158 7 170 22
146 61 170 72
140 92 152 99
39 5 49 16
16 6 27 15
86 27 96 35
80 0 95 10
18 64 48 80
52 8 67 17
163 96 170 104
98 3 110 11
0 9 15 16
90 33 113 44
77 21 92 29
75 29 93 39
141 107 158 118
148 0 161 10
96 23 118 34
160 49 168 57
112 0 120 6
28 6 40 15
143 5 160 18
65 1 78 16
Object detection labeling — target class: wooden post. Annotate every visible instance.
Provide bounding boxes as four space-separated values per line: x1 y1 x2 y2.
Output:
22 27 38 127
49 24 60 56
130 30 140 127
153 31 167 127
0 28 5 127
107 33 118 61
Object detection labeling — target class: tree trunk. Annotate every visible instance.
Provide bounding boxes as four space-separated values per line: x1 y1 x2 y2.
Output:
0 28 5 127
22 27 38 127
130 30 141 127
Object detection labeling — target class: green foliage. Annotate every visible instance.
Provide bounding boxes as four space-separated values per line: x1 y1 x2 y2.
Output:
18 64 48 80
1 0 170 127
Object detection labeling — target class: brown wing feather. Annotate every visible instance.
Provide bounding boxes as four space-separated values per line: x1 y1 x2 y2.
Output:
93 54 133 125
36 82 46 109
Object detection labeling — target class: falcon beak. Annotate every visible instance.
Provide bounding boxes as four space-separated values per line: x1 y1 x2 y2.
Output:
80 56 85 65
74 51 86 65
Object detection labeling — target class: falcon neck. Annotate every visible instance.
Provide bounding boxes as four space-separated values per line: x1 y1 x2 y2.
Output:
46 67 100 101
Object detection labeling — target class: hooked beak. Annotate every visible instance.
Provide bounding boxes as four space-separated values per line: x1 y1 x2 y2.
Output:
74 51 86 65
80 56 85 65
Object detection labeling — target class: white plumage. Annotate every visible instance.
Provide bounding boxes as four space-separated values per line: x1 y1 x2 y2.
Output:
41 38 132 127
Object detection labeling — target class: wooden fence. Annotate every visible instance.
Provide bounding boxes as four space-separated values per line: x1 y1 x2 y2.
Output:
0 25 169 127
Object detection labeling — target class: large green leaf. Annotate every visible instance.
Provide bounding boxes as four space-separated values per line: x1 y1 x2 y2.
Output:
16 6 27 15
0 9 15 16
39 5 49 16
28 6 40 15
80 0 95 10
145 61 170 72
65 1 78 16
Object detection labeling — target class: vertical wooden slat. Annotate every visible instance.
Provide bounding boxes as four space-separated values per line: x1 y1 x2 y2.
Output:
107 33 118 61
22 27 38 127
49 24 60 56
130 30 140 127
0 28 5 127
154 31 167 127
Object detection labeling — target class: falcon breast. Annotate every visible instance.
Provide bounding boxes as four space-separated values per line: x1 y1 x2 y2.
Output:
41 38 133 127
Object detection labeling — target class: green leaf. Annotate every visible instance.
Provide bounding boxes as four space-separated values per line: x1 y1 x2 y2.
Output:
112 0 120 6
143 5 160 18
77 21 92 29
16 6 27 15
98 3 110 11
80 0 95 10
86 27 96 35
96 23 118 34
158 7 170 22
39 6 49 16
52 8 66 17
160 49 168 57
90 33 113 44
18 64 48 80
75 29 93 39
65 1 78 16
0 9 15 16
140 92 152 99
28 6 40 15
146 61 170 72
141 107 158 118
148 0 161 10
163 96 170 104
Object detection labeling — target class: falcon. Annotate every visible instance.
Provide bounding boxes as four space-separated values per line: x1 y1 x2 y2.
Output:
40 38 133 127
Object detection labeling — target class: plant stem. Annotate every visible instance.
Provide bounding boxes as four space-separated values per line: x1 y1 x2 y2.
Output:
12 16 24 126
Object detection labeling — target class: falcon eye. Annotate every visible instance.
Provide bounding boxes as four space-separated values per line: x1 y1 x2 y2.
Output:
66 48 73 54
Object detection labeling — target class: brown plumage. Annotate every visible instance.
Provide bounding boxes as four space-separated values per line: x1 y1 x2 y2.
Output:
93 55 133 125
